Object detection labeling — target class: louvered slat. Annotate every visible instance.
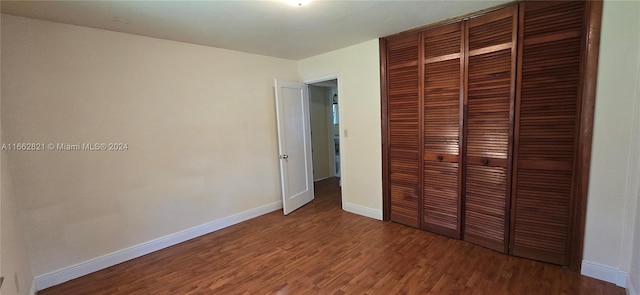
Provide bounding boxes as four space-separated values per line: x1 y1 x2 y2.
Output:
422 22 463 238
463 6 517 253
466 49 512 160
510 1 586 266
387 33 421 227
424 161 459 235
465 165 509 250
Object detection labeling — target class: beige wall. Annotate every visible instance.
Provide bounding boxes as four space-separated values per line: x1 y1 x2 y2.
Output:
626 1 640 291
309 85 331 180
633 176 640 293
298 40 382 217
633 177 640 292
1 154 35 295
584 0 640 280
1 15 298 276
1 11 36 295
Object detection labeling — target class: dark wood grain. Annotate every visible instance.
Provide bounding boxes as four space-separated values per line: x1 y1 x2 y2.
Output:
422 22 463 239
38 178 624 295
380 0 602 272
510 0 587 266
380 38 390 222
386 33 421 227
463 5 517 254
418 30 426 235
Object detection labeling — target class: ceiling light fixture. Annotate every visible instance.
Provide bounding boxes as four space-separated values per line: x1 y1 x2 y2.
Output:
287 0 311 7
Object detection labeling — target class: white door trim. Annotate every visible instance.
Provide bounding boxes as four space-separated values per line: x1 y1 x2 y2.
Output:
327 90 336 177
303 73 339 85
303 73 343 181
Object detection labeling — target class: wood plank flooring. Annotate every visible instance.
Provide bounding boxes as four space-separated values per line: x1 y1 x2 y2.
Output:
39 177 624 294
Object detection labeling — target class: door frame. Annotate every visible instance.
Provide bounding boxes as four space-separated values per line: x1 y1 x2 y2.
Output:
327 90 339 178
304 73 343 180
328 93 336 177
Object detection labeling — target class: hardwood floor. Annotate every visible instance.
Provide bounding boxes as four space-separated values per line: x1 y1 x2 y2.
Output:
39 177 623 294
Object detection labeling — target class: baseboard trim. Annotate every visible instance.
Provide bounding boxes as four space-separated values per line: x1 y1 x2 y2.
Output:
34 200 283 291
581 260 627 287
628 274 637 295
342 202 382 220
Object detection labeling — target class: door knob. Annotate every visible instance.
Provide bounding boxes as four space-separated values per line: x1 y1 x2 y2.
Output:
279 154 289 159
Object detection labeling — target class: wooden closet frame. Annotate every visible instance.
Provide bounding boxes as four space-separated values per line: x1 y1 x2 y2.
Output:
380 0 602 271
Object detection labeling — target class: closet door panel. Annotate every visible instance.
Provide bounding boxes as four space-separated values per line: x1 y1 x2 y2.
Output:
465 164 508 250
463 6 517 253
387 33 421 228
422 23 463 238
511 1 586 265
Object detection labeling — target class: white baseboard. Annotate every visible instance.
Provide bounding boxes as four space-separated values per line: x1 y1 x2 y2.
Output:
342 202 382 220
581 260 628 287
34 200 283 291
628 274 638 295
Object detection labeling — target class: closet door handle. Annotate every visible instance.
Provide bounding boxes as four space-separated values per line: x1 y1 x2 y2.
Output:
437 156 443 161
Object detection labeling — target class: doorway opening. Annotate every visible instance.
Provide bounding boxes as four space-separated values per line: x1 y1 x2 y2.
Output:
308 79 342 204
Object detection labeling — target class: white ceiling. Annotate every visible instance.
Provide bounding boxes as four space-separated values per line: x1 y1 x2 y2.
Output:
1 0 510 60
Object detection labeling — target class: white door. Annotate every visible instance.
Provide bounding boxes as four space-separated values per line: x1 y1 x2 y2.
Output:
274 79 314 215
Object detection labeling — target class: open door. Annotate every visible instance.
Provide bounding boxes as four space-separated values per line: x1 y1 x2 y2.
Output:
274 79 314 215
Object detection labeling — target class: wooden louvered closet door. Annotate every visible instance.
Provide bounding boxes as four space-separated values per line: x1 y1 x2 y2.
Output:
382 0 600 270
422 23 464 238
510 1 587 265
386 33 421 228
462 6 518 253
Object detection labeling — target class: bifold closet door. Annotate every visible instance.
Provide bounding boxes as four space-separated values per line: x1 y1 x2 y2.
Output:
463 6 518 253
386 33 421 228
510 1 587 265
422 23 463 238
